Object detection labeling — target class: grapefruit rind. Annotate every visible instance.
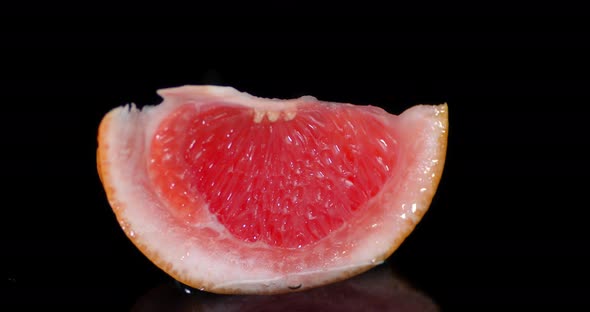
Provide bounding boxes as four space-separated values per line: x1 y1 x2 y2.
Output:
97 85 448 294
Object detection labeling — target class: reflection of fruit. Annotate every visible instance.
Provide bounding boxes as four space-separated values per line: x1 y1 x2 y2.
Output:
97 85 448 294
132 263 439 312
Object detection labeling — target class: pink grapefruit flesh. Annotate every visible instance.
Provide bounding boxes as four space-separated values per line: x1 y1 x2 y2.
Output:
97 85 448 294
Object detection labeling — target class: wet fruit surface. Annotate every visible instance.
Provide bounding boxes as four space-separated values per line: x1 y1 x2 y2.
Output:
149 103 399 248
97 85 448 294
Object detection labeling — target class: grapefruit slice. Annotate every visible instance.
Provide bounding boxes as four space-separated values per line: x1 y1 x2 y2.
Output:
97 85 448 294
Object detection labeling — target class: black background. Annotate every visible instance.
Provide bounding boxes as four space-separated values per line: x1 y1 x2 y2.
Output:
2 11 590 310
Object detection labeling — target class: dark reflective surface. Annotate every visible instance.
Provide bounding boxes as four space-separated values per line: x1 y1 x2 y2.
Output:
3 17 590 309
132 264 438 312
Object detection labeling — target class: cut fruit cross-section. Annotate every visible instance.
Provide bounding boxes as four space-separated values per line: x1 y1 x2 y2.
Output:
97 85 448 294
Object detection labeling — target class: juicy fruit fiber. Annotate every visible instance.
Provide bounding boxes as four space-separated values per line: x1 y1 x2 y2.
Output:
150 103 399 249
97 85 448 294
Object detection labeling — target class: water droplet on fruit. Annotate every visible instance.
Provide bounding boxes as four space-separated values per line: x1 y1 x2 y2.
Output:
129 231 135 237
411 203 417 213
420 187 427 192
188 139 196 150
333 144 341 154
371 258 377 264
400 213 407 219
288 284 302 290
